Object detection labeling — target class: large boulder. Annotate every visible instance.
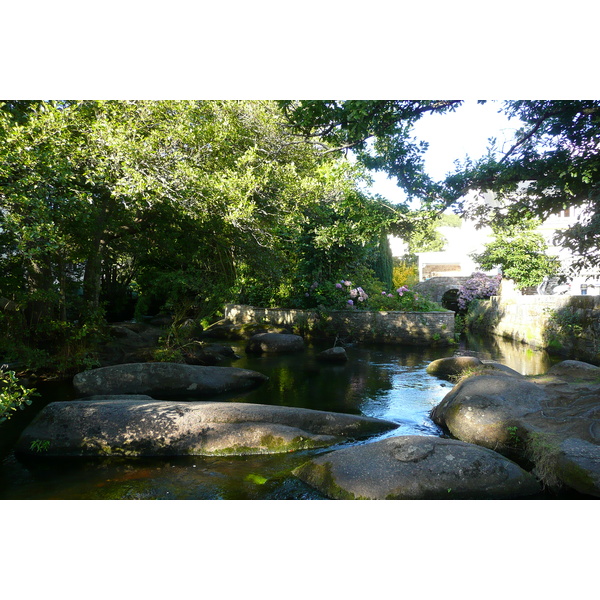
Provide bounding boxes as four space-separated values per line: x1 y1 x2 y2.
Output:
430 360 600 496
292 435 541 499
245 333 305 354
14 399 399 457
430 373 547 452
72 362 268 398
555 438 600 497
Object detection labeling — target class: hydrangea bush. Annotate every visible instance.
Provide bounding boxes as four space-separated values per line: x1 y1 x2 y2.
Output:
457 272 502 310
302 278 442 312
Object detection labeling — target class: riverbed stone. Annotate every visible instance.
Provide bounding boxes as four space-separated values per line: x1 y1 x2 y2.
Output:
245 332 305 354
14 399 399 457
72 362 268 398
425 356 484 377
292 435 541 499
316 347 348 363
430 373 547 452
545 359 600 380
430 363 600 495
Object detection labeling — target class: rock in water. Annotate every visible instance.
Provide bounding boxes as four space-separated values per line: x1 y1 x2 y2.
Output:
245 333 305 354
316 347 348 363
292 435 541 499
14 399 399 457
426 356 483 377
430 373 547 450
72 362 268 398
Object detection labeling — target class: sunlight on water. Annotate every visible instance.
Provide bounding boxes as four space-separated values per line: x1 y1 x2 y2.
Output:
0 333 561 499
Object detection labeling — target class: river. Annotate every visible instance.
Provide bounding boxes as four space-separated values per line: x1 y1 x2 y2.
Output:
0 333 565 499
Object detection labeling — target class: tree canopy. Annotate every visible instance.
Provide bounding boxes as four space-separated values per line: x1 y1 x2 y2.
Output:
0 100 407 372
444 101 600 271
281 100 600 270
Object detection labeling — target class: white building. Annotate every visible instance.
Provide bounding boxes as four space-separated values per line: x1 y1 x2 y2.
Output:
389 195 600 295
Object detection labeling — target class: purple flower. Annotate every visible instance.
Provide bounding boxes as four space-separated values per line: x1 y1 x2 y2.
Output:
387 293 393 298
336 283 343 289
382 291 387 295
344 280 352 287
347 299 354 305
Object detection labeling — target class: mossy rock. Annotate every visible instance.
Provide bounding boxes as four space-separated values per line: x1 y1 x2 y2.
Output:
15 399 398 458
293 435 541 499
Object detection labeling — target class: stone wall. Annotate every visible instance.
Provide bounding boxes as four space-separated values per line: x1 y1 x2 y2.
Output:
468 295 600 364
223 304 455 346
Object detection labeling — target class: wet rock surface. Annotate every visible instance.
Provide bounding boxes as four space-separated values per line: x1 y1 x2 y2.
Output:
429 359 600 496
292 435 541 499
15 399 399 457
72 362 269 398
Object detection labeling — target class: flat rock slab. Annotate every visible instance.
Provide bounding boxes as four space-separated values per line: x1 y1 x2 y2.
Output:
292 435 541 499
15 399 399 457
72 362 268 398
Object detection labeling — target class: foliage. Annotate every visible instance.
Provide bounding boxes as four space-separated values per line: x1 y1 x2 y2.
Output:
0 100 406 373
444 100 600 270
30 439 50 452
392 256 419 289
525 432 563 489
470 219 560 289
457 272 502 310
278 100 463 203
299 273 442 313
0 369 38 423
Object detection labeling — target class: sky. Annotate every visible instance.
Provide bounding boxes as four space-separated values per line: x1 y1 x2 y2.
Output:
367 100 523 205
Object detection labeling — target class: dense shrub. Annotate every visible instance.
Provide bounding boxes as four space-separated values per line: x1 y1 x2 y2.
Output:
458 272 502 310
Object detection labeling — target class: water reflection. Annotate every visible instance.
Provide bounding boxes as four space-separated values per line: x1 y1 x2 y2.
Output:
0 333 562 499
458 332 559 375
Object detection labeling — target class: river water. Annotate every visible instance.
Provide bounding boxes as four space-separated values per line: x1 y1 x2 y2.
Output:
0 333 563 500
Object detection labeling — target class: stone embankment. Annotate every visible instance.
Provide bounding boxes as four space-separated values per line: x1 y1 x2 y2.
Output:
221 303 455 346
468 294 600 364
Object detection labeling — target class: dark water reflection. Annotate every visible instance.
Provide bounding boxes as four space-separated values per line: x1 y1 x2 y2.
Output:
0 334 561 500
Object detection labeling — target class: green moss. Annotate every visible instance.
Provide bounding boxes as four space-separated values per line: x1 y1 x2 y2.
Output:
558 460 597 495
201 434 336 457
293 461 358 500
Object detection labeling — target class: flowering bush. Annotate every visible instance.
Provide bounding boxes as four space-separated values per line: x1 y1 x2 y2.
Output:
457 272 502 310
299 278 443 312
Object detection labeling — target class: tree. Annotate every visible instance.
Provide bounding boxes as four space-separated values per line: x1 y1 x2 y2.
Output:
0 100 402 370
279 100 463 203
471 219 560 289
443 101 600 270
